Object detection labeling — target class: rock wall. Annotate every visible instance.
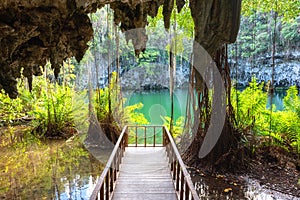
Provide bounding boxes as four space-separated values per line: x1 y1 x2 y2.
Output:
120 62 190 90
231 51 300 87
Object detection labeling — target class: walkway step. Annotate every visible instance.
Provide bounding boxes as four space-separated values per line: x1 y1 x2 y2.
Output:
112 147 177 200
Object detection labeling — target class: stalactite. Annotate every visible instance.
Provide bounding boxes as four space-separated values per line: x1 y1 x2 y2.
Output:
0 0 242 98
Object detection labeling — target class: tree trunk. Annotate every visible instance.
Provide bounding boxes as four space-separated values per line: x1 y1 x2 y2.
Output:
182 46 244 172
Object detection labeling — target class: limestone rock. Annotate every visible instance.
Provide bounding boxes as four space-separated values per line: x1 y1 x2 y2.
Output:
0 0 241 98
0 2 95 98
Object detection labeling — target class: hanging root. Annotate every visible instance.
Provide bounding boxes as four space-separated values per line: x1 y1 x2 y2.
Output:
99 114 121 144
182 113 252 173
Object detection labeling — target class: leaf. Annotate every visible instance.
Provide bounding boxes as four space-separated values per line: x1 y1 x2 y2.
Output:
216 174 224 179
224 188 232 193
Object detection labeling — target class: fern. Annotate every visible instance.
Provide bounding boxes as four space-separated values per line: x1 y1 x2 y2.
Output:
94 72 149 126
162 116 184 139
232 79 300 154
28 76 76 138
284 85 300 118
232 77 268 133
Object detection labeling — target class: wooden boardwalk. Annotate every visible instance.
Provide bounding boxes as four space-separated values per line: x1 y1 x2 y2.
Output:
90 125 199 200
112 147 177 200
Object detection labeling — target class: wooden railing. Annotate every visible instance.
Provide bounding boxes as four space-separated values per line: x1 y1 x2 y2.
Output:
90 125 199 200
163 127 200 200
89 126 128 200
127 125 165 147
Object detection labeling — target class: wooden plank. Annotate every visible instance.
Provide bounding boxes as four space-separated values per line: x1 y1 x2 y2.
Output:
116 178 173 182
114 187 176 193
112 147 177 200
112 193 177 200
113 182 174 187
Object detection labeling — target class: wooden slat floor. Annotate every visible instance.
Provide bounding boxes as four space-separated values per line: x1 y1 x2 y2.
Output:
112 147 177 200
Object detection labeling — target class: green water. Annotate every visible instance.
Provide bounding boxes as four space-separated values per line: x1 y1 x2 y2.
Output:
124 89 188 125
124 88 286 126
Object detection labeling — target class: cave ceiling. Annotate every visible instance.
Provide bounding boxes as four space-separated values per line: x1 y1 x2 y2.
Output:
0 0 241 98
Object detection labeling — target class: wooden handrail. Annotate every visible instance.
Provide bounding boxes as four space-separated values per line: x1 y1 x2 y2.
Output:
127 125 164 147
90 126 128 200
163 126 200 200
90 125 199 200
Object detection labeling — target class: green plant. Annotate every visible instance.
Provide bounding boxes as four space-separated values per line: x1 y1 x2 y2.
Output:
30 76 76 138
231 77 268 134
283 85 300 117
232 80 300 153
0 90 24 125
162 116 184 138
94 72 149 126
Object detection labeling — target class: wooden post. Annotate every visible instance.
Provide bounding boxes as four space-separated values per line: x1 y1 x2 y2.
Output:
185 180 190 200
116 149 120 172
173 160 176 180
125 126 128 147
163 127 167 146
110 167 114 192
113 157 117 181
144 126 146 147
135 126 138 147
105 172 109 199
100 184 104 200
176 162 180 191
180 170 184 199
170 150 173 171
153 126 156 147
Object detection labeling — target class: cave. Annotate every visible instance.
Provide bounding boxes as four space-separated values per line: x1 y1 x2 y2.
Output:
0 0 241 98
0 0 242 170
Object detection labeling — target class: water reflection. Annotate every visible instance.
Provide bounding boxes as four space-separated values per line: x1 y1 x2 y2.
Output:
0 139 105 200
59 175 98 199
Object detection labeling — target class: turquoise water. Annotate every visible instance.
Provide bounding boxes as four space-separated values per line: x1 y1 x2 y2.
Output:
124 88 286 126
124 89 188 125
267 92 285 110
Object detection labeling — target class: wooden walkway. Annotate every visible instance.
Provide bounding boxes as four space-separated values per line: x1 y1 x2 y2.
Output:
112 147 177 200
90 125 199 200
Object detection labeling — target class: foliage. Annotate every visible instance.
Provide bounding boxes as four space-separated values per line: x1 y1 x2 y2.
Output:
94 72 149 126
148 4 194 38
281 18 300 47
30 77 76 138
163 116 185 138
242 0 300 22
0 61 81 141
235 14 300 59
0 79 37 126
232 77 268 133
0 91 24 125
283 85 300 117
270 111 300 152
124 103 149 125
175 4 194 38
232 78 300 153
147 4 193 59
233 0 300 63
